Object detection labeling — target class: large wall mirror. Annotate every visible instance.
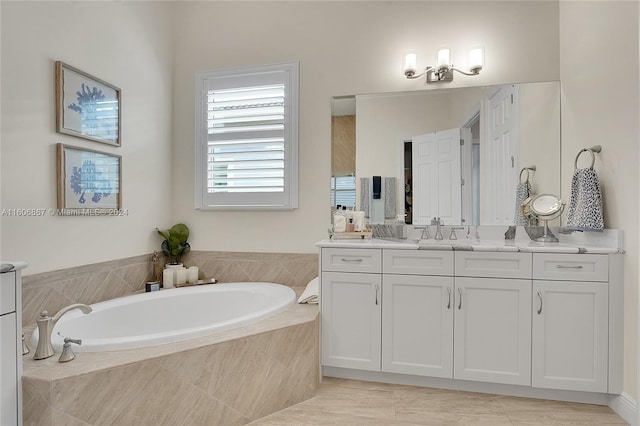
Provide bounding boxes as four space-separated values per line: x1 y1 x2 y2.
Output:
331 81 561 226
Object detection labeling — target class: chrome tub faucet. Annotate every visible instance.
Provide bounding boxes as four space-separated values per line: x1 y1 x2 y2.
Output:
33 303 92 360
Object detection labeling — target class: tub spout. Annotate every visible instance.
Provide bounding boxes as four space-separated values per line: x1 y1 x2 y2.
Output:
33 303 92 360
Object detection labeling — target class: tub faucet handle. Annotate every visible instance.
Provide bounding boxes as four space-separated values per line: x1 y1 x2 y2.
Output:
34 304 92 360
59 337 82 363
21 333 30 355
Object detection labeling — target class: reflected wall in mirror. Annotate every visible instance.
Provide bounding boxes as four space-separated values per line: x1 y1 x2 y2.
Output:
331 81 561 226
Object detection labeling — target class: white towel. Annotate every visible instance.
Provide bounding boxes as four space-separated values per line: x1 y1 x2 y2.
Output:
566 168 604 231
297 277 319 304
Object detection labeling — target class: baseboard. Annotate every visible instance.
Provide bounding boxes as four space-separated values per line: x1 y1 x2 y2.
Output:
609 392 638 425
324 367 610 405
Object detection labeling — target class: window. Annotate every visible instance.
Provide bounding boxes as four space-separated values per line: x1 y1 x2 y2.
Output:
330 175 356 209
195 62 299 210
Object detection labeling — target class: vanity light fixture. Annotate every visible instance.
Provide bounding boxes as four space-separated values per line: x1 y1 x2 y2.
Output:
404 46 484 83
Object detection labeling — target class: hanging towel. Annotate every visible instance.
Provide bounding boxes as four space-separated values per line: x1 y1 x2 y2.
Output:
360 178 370 218
297 277 319 304
514 181 533 226
566 168 604 231
384 177 396 219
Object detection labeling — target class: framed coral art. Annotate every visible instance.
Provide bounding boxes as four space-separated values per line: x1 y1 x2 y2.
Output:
57 144 122 214
55 61 121 146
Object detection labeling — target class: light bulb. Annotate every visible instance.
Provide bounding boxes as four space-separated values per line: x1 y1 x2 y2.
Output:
404 52 417 77
436 48 450 72
468 46 484 73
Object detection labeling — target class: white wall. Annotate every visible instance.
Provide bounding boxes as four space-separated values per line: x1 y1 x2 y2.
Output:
559 1 639 401
171 1 559 253
0 1 175 274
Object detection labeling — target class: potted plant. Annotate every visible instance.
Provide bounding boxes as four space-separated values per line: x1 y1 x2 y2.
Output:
156 223 191 265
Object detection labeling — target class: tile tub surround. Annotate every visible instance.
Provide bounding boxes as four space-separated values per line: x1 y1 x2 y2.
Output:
21 251 319 327
182 251 319 288
22 303 319 425
21 254 153 328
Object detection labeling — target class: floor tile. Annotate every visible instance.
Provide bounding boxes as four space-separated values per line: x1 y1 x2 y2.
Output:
248 378 628 426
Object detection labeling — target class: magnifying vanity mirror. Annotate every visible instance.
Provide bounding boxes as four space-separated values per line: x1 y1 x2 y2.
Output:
331 81 561 227
521 193 565 242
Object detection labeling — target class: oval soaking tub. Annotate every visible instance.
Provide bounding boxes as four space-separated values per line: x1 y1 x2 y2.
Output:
32 282 296 352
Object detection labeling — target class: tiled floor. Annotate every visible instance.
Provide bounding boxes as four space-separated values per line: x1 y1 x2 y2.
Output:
249 377 628 425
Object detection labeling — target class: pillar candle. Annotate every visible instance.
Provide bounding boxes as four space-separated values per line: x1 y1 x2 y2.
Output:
187 266 199 283
162 268 174 288
175 267 187 285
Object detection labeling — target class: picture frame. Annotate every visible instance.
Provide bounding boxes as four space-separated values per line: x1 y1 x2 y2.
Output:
56 143 122 214
55 61 121 147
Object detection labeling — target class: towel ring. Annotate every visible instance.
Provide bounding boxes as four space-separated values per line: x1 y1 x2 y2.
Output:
574 145 602 170
519 165 536 183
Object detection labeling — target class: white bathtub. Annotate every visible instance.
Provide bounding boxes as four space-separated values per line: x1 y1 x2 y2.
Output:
31 282 296 352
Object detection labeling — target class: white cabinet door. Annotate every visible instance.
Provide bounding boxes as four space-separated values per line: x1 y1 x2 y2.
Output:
532 280 608 392
321 272 382 371
0 313 17 426
454 277 531 386
382 274 454 378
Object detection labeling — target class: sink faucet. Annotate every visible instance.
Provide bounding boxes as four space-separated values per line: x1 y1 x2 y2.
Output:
449 226 465 240
420 225 431 240
432 217 444 240
33 303 92 360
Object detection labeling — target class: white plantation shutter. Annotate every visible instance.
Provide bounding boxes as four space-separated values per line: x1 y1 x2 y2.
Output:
196 62 299 209
331 176 356 208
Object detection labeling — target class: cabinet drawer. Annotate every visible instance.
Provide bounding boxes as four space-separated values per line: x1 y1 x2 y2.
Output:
322 248 382 273
0 272 16 315
533 254 608 282
383 250 453 276
455 252 532 279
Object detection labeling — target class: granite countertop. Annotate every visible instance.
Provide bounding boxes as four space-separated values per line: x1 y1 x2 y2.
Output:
316 236 624 254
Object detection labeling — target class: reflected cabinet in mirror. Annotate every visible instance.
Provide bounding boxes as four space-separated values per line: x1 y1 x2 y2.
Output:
331 81 561 226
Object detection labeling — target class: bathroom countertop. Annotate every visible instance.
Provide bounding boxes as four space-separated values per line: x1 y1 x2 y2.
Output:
316 238 624 254
0 261 28 274
22 291 318 382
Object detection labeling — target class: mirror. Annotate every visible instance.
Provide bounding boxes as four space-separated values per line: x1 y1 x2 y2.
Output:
331 81 561 226
522 193 565 243
530 193 563 217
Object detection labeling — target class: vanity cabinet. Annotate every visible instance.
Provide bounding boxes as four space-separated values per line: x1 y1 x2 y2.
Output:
1 268 22 426
321 271 381 371
382 250 454 378
454 277 532 386
321 248 382 371
532 254 609 393
320 246 621 396
454 252 532 386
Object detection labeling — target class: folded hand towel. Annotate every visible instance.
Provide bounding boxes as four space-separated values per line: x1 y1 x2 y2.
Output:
297 277 319 304
566 168 604 231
